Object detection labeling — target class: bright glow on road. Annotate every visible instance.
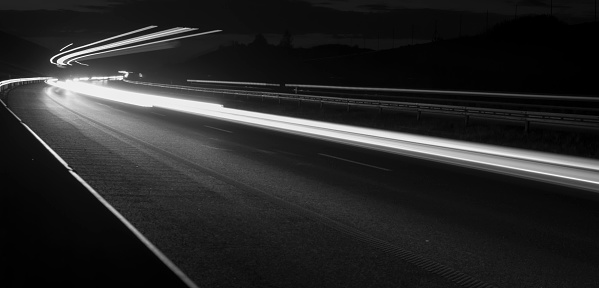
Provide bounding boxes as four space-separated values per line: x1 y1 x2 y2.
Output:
46 79 222 111
52 80 599 193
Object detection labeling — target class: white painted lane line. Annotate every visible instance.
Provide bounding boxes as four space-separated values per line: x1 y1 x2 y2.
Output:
150 111 166 117
318 153 391 172
273 149 303 157
204 125 233 133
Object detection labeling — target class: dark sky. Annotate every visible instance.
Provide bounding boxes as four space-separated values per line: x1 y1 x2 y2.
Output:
0 0 596 67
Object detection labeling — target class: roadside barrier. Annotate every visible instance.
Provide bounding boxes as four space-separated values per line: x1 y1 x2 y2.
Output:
0 78 197 288
124 79 599 132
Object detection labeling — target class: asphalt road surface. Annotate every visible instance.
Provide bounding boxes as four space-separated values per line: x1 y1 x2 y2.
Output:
6 83 599 288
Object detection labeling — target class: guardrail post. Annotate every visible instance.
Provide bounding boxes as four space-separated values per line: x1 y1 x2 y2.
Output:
347 103 350 112
464 115 469 126
417 110 421 121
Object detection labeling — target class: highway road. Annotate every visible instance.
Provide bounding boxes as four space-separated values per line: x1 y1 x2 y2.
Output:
6 83 599 287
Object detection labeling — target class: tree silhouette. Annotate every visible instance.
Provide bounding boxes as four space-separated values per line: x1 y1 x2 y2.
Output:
249 33 268 48
278 30 293 49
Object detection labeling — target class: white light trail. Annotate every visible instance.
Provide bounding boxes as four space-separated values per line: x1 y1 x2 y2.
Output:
50 26 222 67
69 42 178 62
50 25 157 65
49 80 599 194
66 29 222 65
59 43 73 51
55 27 196 66
46 79 222 111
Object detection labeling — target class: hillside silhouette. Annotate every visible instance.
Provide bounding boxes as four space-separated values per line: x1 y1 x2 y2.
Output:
0 30 57 79
162 35 371 84
163 15 598 95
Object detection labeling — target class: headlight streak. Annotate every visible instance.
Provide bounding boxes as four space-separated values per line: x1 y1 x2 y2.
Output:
59 43 73 51
50 80 599 194
50 26 221 67
65 29 222 65
46 79 222 111
73 60 89 66
55 27 196 66
69 42 178 63
50 25 157 65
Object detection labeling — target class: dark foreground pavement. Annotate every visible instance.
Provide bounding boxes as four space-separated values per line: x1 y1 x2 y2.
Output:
4 83 599 288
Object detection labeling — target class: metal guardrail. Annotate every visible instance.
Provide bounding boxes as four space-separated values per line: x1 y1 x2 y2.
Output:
0 77 51 91
123 79 599 131
188 79 280 87
285 83 599 102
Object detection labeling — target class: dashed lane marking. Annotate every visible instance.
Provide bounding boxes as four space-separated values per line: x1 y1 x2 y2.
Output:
150 111 166 117
204 125 233 133
318 153 391 172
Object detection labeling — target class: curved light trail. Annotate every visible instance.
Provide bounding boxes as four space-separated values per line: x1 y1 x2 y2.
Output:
50 25 157 66
59 43 73 51
66 29 222 65
55 27 195 66
50 26 221 67
47 79 599 194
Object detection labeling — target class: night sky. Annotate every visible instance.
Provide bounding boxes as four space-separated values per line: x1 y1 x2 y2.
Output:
0 0 596 70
